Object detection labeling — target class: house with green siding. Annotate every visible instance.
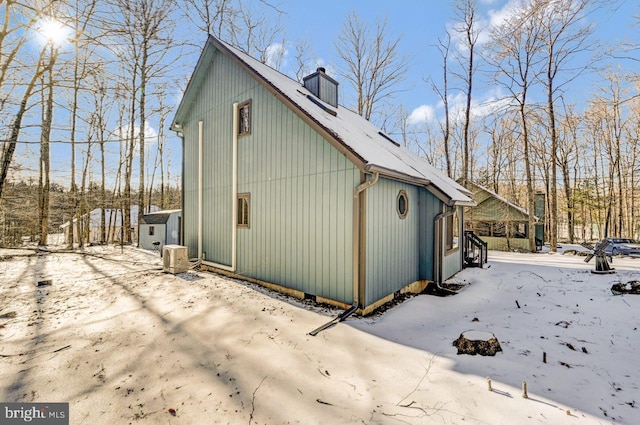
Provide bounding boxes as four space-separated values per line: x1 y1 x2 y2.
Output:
463 180 538 252
171 35 474 315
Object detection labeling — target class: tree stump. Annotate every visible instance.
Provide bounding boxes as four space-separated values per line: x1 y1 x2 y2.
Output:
611 281 640 295
453 331 502 356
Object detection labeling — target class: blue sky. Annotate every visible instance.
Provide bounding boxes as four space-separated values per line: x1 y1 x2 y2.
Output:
270 0 639 128
11 0 640 190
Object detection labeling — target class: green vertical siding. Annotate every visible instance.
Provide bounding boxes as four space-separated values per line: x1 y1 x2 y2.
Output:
182 124 199 257
418 188 439 281
364 178 420 306
183 49 359 304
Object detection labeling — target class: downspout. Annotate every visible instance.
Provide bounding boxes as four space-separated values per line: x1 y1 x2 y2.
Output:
199 108 238 272
308 171 379 336
352 172 379 308
198 121 203 259
179 130 185 246
433 204 456 287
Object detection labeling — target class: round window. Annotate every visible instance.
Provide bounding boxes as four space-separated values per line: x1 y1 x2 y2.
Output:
397 190 409 219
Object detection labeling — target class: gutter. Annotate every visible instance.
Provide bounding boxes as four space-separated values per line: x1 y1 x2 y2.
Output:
309 171 379 336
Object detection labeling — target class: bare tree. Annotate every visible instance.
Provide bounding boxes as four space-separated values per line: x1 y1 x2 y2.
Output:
0 2 56 200
293 37 317 82
182 0 234 39
67 0 98 247
428 32 453 178
557 102 581 243
451 0 480 186
38 41 60 246
488 0 544 251
182 0 285 64
335 11 409 122
533 0 598 251
111 0 176 242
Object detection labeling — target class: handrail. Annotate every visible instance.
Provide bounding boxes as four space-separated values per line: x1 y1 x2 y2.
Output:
463 230 487 268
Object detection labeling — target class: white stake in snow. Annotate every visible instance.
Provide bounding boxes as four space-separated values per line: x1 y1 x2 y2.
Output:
487 377 492 392
522 381 528 398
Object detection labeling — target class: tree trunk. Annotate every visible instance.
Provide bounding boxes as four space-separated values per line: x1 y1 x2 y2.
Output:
39 57 55 246
0 49 47 200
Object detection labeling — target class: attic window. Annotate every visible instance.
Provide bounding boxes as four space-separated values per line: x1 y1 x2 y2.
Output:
397 190 409 219
238 100 251 136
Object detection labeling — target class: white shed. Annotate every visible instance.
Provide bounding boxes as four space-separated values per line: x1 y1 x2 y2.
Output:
138 209 181 251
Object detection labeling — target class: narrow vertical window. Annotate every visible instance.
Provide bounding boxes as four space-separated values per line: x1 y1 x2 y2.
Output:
149 226 155 236
237 193 250 228
238 100 251 136
446 209 459 251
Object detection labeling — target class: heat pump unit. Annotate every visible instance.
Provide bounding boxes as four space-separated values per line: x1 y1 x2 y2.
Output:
162 245 189 274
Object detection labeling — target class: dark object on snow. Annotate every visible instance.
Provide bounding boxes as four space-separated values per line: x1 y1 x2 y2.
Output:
37 279 52 287
582 241 615 274
453 332 502 356
0 311 17 319
611 281 640 295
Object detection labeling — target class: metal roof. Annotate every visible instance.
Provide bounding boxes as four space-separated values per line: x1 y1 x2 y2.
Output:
140 209 181 225
172 35 474 207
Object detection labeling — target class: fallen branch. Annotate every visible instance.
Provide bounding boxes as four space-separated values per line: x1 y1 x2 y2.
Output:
397 356 435 407
52 345 71 353
0 345 70 358
249 376 267 425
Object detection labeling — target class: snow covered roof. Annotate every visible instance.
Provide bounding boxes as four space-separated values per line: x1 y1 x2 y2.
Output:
465 180 538 221
172 35 473 207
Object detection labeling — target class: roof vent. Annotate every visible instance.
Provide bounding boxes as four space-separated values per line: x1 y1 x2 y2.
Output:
303 67 339 108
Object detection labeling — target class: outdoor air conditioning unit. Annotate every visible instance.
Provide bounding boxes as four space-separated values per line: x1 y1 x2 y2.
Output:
162 245 189 274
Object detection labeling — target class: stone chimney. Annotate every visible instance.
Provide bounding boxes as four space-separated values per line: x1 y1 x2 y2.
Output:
303 67 339 108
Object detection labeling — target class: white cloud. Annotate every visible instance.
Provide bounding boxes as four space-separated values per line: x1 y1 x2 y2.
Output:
265 42 288 70
407 104 436 126
487 0 522 28
119 122 159 153
449 0 525 49
447 87 514 122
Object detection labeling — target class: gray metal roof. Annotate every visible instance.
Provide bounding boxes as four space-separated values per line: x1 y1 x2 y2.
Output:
140 209 181 225
172 35 474 207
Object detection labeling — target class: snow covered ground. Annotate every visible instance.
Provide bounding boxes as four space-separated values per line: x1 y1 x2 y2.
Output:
0 244 638 424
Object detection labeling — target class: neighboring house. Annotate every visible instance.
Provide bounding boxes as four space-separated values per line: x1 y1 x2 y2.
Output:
171 35 474 315
60 205 159 244
463 180 538 251
138 209 181 251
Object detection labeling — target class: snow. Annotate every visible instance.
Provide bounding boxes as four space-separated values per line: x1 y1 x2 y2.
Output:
1 244 638 424
178 37 473 205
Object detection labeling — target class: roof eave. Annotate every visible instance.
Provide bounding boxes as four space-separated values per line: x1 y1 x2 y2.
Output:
364 164 475 207
171 36 218 132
